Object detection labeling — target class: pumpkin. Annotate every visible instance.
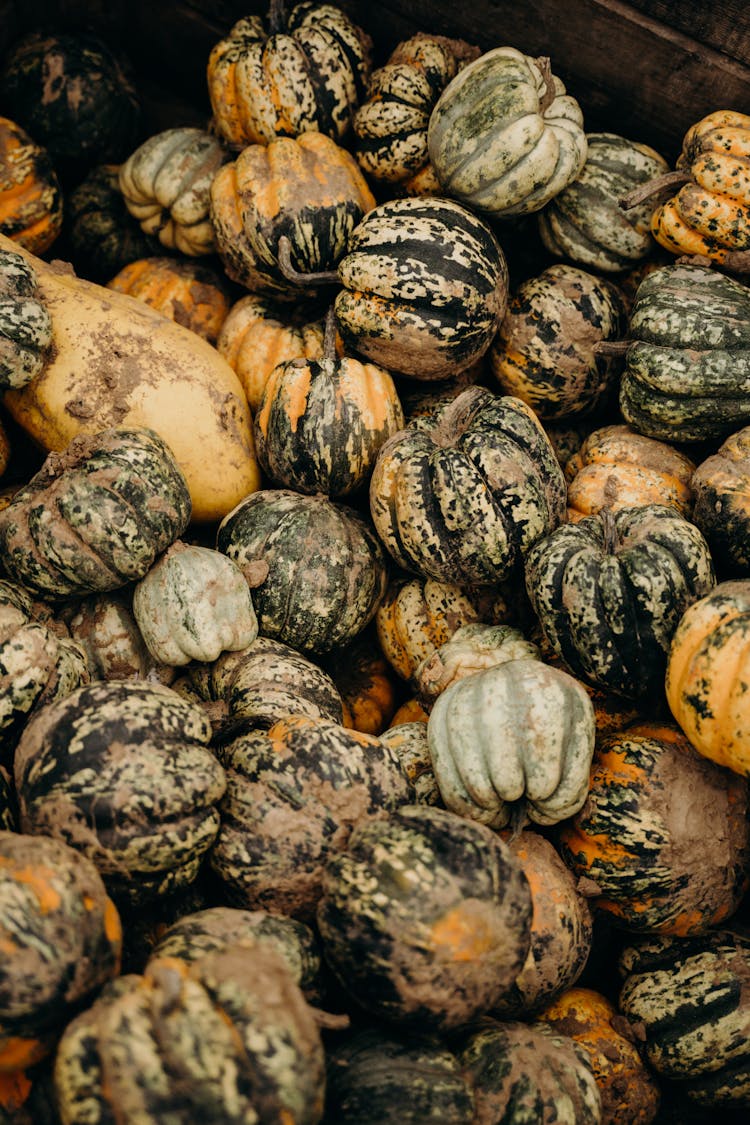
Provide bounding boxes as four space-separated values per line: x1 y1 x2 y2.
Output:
53 945 326 1124
209 131 375 298
536 987 661 1125
538 132 669 272
489 264 628 421
333 196 508 380
207 1 372 148
691 426 750 574
427 658 595 829
254 309 404 496
64 163 158 283
316 804 532 1030
352 33 478 188
324 629 400 735
217 489 388 655
415 622 539 707
457 1019 601 1125
132 542 258 667
558 720 750 935
0 245 51 391
0 427 191 600
210 713 410 921
0 116 62 255
14 680 226 905
0 831 121 1074
427 47 587 217
618 930 750 1107
216 293 326 413
0 30 140 178
618 261 750 443
370 386 567 587
118 127 228 256
106 256 233 344
388 697 430 726
565 424 695 522
380 720 441 805
0 233 260 523
325 1026 475 1124
525 504 716 699
665 579 750 776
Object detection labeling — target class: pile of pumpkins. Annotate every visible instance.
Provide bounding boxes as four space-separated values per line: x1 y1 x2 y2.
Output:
1 4 750 1122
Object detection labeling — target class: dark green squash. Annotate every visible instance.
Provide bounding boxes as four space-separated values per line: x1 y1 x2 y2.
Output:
691 426 750 576
64 164 159 284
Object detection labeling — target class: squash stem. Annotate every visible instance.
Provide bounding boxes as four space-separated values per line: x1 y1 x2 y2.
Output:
268 0 286 35
721 249 750 274
276 236 340 287
619 170 691 211
600 506 619 554
593 339 630 357
535 56 557 114
323 306 338 361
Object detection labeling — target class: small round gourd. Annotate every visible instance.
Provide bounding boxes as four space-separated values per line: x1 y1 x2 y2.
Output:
106 256 233 343
691 427 750 574
132 543 258 667
380 720 440 806
59 591 159 682
0 116 62 255
0 246 52 391
415 623 539 706
64 164 159 283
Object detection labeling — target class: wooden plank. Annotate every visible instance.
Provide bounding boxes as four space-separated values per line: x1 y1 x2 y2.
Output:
624 1 750 63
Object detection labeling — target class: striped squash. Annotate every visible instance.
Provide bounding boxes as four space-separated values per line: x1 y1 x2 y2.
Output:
106 256 233 344
65 164 158 283
0 116 62 255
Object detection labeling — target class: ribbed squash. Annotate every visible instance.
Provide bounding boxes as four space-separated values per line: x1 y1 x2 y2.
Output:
618 261 750 442
538 132 669 272
0 245 52 391
380 719 440 805
415 622 539 707
207 2 372 148
119 128 228 256
558 721 750 935
665 579 750 776
317 804 532 1030
210 131 374 297
489 264 627 421
64 164 158 283
428 46 587 216
334 196 508 380
106 256 233 344
59 591 158 683
370 386 567 586
525 504 716 699
691 426 750 574
0 116 62 255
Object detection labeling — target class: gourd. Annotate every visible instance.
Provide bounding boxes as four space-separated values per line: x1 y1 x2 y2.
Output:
380 720 441 805
59 591 162 682
691 426 750 574
132 542 258 667
64 164 158 283
665 579 750 775
0 233 260 523
427 659 596 828
415 622 539 707
0 246 52 391
525 504 716 699
207 1 372 148
0 116 62 255
324 630 400 735
558 721 750 934
428 46 587 216
0 427 191 600
107 256 233 344
118 127 228 256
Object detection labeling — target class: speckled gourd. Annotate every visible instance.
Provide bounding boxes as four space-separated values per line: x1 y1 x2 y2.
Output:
106 256 233 344
691 426 750 574
64 164 158 283
0 246 52 391
415 623 539 707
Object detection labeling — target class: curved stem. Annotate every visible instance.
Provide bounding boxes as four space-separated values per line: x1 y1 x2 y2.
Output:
268 0 287 35
535 56 557 114
720 249 750 274
508 803 529 841
599 506 619 554
619 170 691 211
276 236 340 288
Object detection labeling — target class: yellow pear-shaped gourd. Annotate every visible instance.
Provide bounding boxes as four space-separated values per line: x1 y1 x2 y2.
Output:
0 233 260 523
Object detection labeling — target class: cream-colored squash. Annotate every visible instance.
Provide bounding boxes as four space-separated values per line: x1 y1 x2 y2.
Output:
0 233 260 523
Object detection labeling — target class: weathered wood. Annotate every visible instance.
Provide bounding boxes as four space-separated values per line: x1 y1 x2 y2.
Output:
626 0 750 63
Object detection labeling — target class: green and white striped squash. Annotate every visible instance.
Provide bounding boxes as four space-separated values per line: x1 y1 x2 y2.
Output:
427 46 587 217
0 245 52 390
538 132 669 272
333 196 508 380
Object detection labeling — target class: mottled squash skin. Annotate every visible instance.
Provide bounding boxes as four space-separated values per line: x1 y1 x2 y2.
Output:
0 246 52 391
0 116 62 255
380 719 440 805
691 427 750 575
107 256 233 344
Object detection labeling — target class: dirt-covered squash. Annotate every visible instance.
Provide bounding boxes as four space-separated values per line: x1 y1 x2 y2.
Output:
370 386 567 587
0 116 62 255
58 591 159 683
558 720 750 935
333 196 508 380
691 426 750 575
207 2 372 148
380 718 440 804
317 804 533 1030
106 256 233 344
415 622 539 707
0 245 51 391
427 46 587 217
0 233 260 523
64 164 158 283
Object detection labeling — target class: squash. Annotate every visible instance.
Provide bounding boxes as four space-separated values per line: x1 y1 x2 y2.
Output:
14 680 227 905
489 264 627 421
0 116 62 255
380 719 441 805
427 658 595 829
665 579 750 776
118 127 228 256
217 489 387 654
370 386 567 587
691 426 750 575
0 245 52 391
428 47 587 216
333 196 508 380
324 629 400 735
0 233 260 523
525 504 716 699
64 164 158 283
209 131 375 298
106 256 233 344
0 831 121 1073
558 720 750 935
132 542 258 667
0 427 191 600
59 590 164 683
538 132 669 272
316 804 533 1030
207 1 372 148
415 622 539 707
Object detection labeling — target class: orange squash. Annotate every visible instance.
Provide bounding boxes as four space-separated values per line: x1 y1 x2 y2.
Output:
107 256 233 344
0 116 62 254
